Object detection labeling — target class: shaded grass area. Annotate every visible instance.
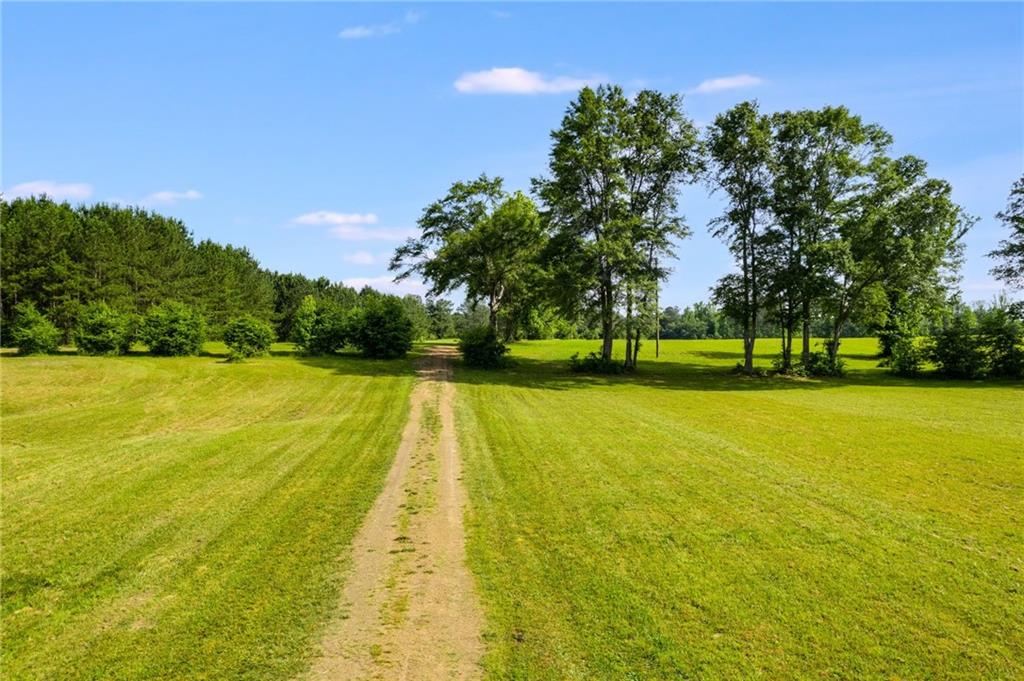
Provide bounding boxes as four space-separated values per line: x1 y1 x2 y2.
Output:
1 348 414 680
456 338 1024 679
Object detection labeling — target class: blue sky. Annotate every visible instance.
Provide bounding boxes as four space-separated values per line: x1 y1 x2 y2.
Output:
3 2 1022 307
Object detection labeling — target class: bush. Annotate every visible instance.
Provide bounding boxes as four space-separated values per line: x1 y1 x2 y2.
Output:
569 351 625 374
307 303 350 355
458 326 509 368
141 301 206 356
928 312 987 379
888 336 924 377
11 302 60 355
73 302 136 355
978 309 1024 379
223 316 275 361
801 350 846 377
348 296 414 359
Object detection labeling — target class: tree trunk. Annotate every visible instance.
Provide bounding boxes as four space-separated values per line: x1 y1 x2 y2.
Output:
600 275 614 361
624 287 634 369
801 297 811 363
488 293 498 334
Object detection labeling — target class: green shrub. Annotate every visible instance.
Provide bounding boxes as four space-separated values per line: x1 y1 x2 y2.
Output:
569 352 625 374
458 326 509 368
223 316 275 361
307 302 350 355
801 350 846 377
978 308 1024 379
928 312 987 379
141 301 206 356
348 296 414 359
291 295 318 351
11 302 60 355
888 336 923 377
73 302 136 355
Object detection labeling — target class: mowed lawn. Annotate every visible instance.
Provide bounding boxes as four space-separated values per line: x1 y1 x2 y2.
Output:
455 338 1024 679
1 345 414 680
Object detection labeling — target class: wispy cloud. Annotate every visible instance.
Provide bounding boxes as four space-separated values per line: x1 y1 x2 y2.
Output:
291 211 379 226
342 250 378 265
491 9 512 20
330 225 417 241
5 179 93 201
343 275 427 297
691 74 765 94
143 189 203 205
454 67 598 95
339 10 421 40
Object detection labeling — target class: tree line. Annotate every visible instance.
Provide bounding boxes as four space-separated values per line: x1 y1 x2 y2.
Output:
393 85 1022 375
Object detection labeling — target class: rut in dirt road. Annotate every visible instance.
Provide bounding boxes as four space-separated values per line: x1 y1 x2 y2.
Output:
305 346 484 681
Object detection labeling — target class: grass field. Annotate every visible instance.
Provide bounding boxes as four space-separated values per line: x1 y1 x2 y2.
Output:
1 345 414 680
2 338 1021 679
455 338 1024 679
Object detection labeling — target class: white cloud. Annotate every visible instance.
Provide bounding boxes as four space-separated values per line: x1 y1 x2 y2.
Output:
5 180 93 201
454 67 597 95
343 250 378 265
692 74 765 94
340 10 421 39
343 275 427 297
329 225 417 241
339 24 400 39
291 211 379 226
491 10 512 20
142 189 203 205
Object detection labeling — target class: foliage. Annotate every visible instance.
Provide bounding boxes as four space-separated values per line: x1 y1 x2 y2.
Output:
569 351 627 374
348 295 414 359
927 310 987 379
292 294 319 351
401 294 431 341
392 178 546 333
140 301 206 356
800 348 846 377
988 174 1024 289
11 301 60 355
977 306 1024 379
223 316 275 361
426 297 457 338
458 326 509 368
706 101 774 373
73 302 136 355
535 85 702 365
307 301 351 356
888 336 924 376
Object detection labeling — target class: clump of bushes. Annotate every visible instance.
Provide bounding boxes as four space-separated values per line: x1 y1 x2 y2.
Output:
924 307 1024 379
888 336 924 377
458 326 509 368
349 296 414 359
569 351 625 374
11 302 60 355
223 315 275 361
801 349 846 377
140 301 206 356
73 302 136 355
292 296 349 355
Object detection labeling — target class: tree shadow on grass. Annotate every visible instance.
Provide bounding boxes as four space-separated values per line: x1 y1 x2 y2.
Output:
291 344 1020 394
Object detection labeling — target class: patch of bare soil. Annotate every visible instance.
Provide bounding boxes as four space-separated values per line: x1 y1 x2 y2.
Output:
305 346 484 680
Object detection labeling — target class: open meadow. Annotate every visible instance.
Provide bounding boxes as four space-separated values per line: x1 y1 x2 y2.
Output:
1 346 413 679
2 339 1021 679
455 338 1024 679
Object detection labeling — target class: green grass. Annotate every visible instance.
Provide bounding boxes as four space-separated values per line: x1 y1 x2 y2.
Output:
1 345 415 680
455 338 1024 679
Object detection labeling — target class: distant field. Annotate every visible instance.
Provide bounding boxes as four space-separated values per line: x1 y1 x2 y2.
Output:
455 338 1024 678
1 346 414 679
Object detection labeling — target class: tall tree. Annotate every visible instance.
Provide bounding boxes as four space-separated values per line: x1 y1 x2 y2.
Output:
822 155 971 363
535 85 701 365
706 101 774 373
989 174 1024 290
769 107 891 367
391 176 545 333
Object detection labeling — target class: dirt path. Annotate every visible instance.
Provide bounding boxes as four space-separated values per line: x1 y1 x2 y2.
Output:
305 346 484 680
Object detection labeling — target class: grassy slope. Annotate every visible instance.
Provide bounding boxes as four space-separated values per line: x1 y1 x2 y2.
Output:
1 346 414 680
456 338 1024 679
